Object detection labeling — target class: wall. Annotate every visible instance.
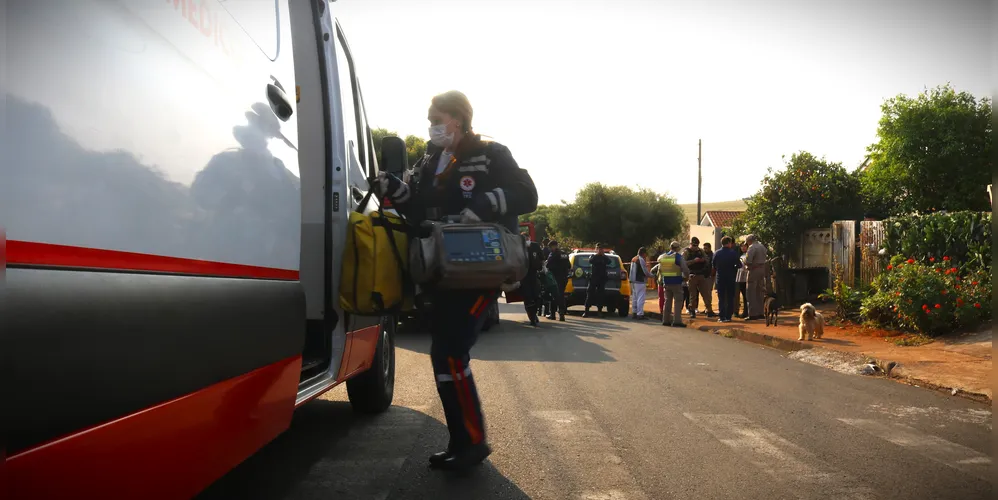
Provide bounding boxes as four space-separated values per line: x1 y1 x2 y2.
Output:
690 225 721 250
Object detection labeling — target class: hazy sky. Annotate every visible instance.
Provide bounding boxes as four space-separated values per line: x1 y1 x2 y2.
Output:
331 0 992 206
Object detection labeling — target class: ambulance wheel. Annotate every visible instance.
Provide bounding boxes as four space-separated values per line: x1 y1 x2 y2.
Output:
617 301 630 317
347 316 396 414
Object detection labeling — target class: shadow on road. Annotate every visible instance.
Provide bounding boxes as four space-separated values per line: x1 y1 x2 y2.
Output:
198 401 530 500
397 302 619 363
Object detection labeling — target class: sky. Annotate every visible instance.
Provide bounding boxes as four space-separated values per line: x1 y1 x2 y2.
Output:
331 0 992 206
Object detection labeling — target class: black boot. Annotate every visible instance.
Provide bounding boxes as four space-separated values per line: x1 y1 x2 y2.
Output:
428 449 452 467
431 442 492 471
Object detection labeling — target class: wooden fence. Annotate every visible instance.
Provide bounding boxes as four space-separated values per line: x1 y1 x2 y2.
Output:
830 220 886 288
859 221 885 286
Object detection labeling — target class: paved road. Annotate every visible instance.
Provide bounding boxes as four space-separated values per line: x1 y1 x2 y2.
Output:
200 304 993 500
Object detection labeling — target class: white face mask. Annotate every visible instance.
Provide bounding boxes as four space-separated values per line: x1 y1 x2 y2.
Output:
428 124 455 147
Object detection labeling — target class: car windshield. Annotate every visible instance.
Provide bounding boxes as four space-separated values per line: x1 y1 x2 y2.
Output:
574 254 621 269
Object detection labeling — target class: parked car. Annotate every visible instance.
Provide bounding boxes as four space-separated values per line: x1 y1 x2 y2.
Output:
563 249 632 317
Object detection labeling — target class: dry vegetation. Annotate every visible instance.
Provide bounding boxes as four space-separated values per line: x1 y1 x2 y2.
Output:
678 200 747 226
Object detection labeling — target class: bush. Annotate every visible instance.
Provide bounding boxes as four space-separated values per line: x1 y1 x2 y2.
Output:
882 211 991 271
821 263 868 322
861 255 992 335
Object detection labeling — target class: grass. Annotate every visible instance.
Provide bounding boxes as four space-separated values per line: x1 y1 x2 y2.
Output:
678 200 748 227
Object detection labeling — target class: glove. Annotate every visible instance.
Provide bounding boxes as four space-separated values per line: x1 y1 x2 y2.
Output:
373 171 407 201
459 208 481 223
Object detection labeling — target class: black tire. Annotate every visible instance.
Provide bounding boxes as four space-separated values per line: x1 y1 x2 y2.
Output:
481 302 499 331
346 316 396 414
617 300 630 317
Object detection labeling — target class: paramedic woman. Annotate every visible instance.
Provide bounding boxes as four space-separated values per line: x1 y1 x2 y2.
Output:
375 90 538 472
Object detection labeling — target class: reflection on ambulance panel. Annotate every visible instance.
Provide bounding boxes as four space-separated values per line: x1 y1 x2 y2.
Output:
1 96 300 270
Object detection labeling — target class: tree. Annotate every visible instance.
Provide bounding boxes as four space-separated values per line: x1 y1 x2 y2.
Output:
730 151 864 262
518 204 563 241
404 135 427 168
371 127 427 170
551 183 686 259
861 84 992 217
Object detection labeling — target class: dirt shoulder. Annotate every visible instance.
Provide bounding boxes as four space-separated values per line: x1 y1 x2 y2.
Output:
641 293 992 401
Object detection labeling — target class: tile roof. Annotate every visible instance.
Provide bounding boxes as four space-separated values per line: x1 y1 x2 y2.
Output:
700 210 743 228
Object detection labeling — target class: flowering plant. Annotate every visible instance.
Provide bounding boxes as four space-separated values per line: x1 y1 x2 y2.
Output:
861 255 991 335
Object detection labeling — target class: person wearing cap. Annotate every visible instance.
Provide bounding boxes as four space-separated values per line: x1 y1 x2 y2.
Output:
656 241 690 327
683 237 713 319
744 234 768 320
375 90 538 472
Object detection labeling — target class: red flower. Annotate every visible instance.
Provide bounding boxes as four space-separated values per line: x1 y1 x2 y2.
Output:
929 257 935 262
896 292 902 296
972 281 979 286
907 259 915 264
935 268 941 273
934 304 941 309
943 256 950 261
955 285 961 289
974 303 981 308
950 267 957 273
922 304 929 310
957 298 964 305
941 289 948 295
887 265 893 270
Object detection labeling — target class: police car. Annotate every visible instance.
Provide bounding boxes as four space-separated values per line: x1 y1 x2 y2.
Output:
563 249 632 317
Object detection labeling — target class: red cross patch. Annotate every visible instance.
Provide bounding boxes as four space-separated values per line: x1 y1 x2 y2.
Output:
460 175 476 191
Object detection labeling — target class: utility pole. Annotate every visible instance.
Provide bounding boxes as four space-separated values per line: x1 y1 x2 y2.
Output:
696 139 702 225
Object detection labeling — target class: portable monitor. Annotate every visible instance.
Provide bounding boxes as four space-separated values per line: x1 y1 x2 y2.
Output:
441 227 505 263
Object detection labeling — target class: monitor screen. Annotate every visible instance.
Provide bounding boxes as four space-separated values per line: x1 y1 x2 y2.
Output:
441 229 505 263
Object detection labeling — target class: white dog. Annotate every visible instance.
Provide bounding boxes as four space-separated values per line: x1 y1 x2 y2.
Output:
798 303 824 341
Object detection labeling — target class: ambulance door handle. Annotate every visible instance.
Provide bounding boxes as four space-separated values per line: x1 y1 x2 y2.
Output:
267 82 294 122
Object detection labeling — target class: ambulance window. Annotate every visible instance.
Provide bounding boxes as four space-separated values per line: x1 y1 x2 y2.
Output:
217 0 280 60
335 28 367 174
334 37 364 175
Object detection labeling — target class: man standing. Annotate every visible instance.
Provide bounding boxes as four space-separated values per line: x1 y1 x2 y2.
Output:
544 240 570 322
583 243 611 318
629 247 651 320
540 238 552 317
734 241 749 318
744 234 768 320
683 237 712 319
657 241 690 327
711 237 742 323
521 237 544 326
701 242 717 317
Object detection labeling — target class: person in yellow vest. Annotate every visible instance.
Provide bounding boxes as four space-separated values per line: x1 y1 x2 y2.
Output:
654 241 691 328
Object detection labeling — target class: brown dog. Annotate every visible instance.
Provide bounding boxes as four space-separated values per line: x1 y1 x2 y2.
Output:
764 294 779 326
798 302 824 340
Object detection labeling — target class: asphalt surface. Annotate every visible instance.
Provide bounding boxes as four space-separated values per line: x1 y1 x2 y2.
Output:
200 303 993 500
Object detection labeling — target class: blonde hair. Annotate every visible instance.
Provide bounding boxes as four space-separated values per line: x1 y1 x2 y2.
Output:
431 90 473 134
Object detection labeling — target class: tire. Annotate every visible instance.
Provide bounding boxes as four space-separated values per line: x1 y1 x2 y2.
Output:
617 300 630 317
481 302 499 331
347 316 396 414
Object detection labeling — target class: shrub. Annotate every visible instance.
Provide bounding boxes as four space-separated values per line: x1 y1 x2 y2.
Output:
861 255 992 336
821 263 867 322
882 211 991 271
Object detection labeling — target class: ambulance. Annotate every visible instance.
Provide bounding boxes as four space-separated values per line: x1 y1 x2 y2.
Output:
2 1 404 498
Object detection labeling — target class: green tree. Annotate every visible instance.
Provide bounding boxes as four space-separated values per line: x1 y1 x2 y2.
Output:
861 84 992 217
404 135 427 168
730 151 864 261
371 128 427 171
518 204 563 241
551 183 686 259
